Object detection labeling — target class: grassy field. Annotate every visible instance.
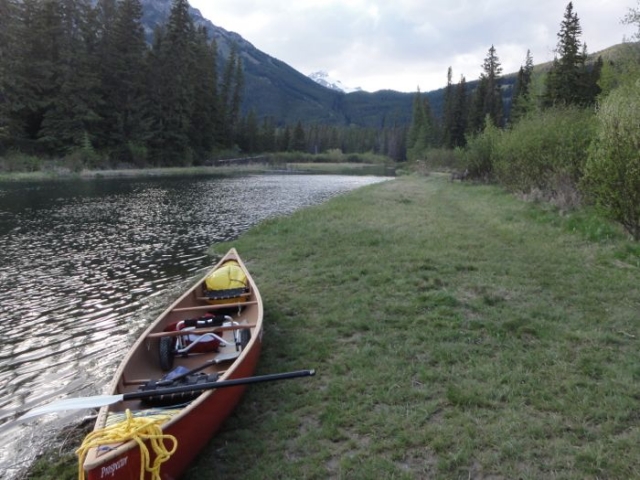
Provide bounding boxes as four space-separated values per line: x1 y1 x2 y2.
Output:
179 175 639 479
25 175 640 479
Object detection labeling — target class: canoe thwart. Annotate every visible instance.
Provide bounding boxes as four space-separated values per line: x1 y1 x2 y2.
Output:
172 300 258 313
147 323 256 339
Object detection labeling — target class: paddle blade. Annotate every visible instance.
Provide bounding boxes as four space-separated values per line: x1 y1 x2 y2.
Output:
19 394 124 420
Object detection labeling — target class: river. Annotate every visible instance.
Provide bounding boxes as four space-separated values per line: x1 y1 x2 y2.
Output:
0 173 390 478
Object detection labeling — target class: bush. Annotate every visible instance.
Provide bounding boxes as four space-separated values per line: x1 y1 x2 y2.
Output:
493 106 596 208
463 116 501 181
583 82 640 240
0 150 42 172
422 148 461 171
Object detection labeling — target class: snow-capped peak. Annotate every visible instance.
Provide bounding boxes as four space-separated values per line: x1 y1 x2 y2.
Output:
308 71 362 94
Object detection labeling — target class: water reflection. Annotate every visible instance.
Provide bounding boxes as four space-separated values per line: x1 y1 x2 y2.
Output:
0 173 389 477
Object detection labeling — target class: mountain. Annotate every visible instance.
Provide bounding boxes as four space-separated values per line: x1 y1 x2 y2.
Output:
308 71 362 94
131 0 414 127
136 1 625 128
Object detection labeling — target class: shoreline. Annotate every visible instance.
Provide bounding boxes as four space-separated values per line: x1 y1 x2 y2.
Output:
0 163 394 183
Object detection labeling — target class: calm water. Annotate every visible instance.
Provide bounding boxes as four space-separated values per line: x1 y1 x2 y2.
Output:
0 173 389 477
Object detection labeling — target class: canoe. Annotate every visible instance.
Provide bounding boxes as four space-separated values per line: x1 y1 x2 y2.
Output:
81 248 263 480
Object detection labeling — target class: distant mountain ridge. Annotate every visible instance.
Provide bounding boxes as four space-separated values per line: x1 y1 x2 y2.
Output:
308 71 362 94
135 0 624 128
129 0 415 127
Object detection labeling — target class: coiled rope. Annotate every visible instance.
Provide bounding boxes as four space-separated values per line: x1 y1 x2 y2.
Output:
76 409 178 480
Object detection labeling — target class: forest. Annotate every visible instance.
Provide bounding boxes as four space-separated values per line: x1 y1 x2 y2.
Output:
0 0 407 167
0 0 249 167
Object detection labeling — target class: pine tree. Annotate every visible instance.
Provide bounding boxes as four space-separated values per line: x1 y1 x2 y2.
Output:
407 89 438 159
189 26 219 159
279 126 291 152
0 0 19 149
8 0 63 149
510 50 534 123
468 78 487 134
482 45 503 127
219 44 244 148
468 45 503 133
290 121 306 152
239 109 259 153
544 2 598 106
35 0 103 154
95 0 149 158
147 0 196 165
442 67 455 148
407 89 426 159
450 75 468 148
259 117 277 153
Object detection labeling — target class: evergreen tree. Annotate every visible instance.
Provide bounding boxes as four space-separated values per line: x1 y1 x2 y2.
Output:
219 44 244 147
450 75 468 148
8 0 64 150
442 67 454 148
468 78 487 134
482 44 503 127
189 26 219 159
279 126 291 152
147 0 196 165
290 121 306 152
407 89 426 158
95 0 149 158
511 50 534 123
469 45 503 133
259 117 277 153
407 89 438 159
238 109 259 153
0 0 19 149
544 2 599 106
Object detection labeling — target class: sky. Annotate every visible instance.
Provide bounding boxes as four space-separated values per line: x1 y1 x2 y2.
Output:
188 0 638 93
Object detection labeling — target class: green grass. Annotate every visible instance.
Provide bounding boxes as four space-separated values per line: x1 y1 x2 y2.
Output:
189 176 640 479
24 175 640 479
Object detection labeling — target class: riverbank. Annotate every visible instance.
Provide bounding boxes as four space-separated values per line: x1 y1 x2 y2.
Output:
24 175 640 479
0 158 395 183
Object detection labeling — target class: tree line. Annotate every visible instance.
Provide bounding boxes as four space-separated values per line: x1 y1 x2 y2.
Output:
0 0 245 167
0 0 406 169
410 1 640 241
407 2 603 159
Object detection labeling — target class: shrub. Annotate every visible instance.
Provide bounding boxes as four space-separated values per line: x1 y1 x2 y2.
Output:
0 150 42 172
464 116 501 181
582 82 640 240
422 148 461 171
493 106 596 207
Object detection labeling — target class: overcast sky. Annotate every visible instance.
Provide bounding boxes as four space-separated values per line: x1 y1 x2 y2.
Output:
188 0 637 93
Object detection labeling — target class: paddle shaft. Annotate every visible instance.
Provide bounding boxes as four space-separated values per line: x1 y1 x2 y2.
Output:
123 369 315 402
18 369 315 420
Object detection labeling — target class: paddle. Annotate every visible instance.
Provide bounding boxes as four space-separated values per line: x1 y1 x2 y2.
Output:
20 369 315 420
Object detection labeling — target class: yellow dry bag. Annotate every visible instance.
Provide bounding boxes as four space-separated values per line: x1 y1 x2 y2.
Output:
204 261 248 304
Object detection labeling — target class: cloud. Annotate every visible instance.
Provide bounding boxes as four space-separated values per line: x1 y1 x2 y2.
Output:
190 0 635 92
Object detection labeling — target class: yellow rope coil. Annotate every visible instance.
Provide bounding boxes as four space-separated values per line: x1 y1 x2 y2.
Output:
76 409 178 480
